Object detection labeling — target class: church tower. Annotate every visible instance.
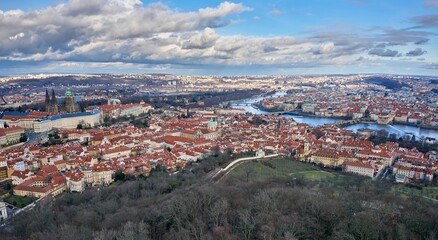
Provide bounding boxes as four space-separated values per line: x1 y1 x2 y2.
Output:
50 88 58 112
45 88 58 112
45 88 50 111
208 118 218 131
304 138 311 153
64 87 79 113
298 137 312 162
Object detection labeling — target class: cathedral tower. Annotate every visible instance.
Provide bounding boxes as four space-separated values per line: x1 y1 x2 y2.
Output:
45 88 50 109
64 88 79 113
45 88 59 112
50 88 58 112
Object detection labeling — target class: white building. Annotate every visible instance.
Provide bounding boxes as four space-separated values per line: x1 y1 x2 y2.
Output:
65 174 85 193
343 161 377 178
120 104 145 117
0 159 6 168
81 167 94 186
256 149 266 157
215 108 246 115
302 103 318 113
92 165 113 186
88 102 152 119
34 110 102 133
0 201 7 221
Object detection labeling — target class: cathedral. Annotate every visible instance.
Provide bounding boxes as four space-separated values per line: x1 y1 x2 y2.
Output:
45 88 80 113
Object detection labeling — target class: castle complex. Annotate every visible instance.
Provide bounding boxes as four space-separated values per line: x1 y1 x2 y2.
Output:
45 88 79 113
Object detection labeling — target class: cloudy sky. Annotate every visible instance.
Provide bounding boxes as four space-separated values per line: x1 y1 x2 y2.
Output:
0 0 437 75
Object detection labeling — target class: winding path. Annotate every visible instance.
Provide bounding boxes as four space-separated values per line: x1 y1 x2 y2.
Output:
211 153 281 183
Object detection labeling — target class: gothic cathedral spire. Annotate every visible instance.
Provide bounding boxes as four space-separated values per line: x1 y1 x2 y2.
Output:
45 88 50 105
50 88 58 112
45 88 59 112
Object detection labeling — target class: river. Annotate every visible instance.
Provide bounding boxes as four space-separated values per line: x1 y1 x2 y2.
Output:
231 92 438 140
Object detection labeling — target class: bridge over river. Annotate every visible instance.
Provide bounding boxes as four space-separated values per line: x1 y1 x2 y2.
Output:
326 119 362 127
231 93 438 140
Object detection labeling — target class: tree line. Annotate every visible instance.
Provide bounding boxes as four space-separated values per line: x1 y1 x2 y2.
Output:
1 155 437 240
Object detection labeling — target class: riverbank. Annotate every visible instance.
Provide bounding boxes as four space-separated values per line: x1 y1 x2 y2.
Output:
286 110 352 120
273 106 438 132
255 104 352 120
231 92 438 140
419 125 438 131
394 122 438 131
223 91 274 106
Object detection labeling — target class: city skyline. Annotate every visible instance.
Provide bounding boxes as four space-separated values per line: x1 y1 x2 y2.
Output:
0 0 437 76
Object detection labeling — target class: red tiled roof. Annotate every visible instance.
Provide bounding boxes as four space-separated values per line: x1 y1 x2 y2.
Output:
344 161 374 169
102 146 131 155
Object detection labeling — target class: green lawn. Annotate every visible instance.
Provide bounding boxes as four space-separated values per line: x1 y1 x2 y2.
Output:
391 185 438 201
225 158 438 203
4 195 35 208
292 171 336 181
226 157 334 182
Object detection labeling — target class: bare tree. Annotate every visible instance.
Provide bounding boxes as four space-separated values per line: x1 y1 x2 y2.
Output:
210 198 229 227
238 209 259 240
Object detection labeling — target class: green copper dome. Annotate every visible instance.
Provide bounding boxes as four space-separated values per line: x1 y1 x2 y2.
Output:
65 88 73 96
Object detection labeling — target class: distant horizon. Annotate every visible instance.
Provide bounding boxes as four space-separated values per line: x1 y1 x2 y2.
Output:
0 0 437 76
1 72 437 78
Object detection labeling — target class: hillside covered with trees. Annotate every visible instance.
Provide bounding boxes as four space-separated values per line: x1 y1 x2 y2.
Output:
2 155 438 240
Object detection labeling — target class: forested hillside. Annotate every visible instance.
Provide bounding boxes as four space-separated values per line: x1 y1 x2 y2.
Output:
2 156 438 240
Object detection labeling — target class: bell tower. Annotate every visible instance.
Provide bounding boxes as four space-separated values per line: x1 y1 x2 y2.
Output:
51 88 58 112
64 88 79 113
45 88 50 111
45 88 58 112
304 138 311 153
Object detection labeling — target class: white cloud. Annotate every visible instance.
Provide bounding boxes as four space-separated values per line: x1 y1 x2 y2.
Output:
9 32 25 40
0 0 434 73
199 1 252 20
183 28 219 49
1 9 24 17
313 42 335 54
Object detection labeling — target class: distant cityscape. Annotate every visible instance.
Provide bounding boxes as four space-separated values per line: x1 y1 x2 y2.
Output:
0 73 436 223
2 0 438 238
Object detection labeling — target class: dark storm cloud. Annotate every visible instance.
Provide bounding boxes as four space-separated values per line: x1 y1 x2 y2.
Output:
368 48 401 57
376 28 431 46
406 48 427 57
414 39 429 45
263 47 280 53
411 14 438 29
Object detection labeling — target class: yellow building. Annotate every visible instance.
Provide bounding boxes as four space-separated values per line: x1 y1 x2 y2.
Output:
311 150 355 167
101 146 131 160
0 126 24 146
13 175 66 198
0 167 8 181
